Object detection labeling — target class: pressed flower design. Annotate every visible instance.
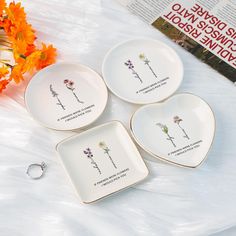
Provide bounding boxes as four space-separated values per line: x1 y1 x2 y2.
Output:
124 59 143 83
49 84 65 110
173 116 190 140
83 148 101 175
98 141 117 169
156 123 176 148
64 79 84 104
139 53 157 78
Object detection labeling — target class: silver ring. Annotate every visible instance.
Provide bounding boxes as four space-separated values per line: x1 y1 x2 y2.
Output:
26 162 47 180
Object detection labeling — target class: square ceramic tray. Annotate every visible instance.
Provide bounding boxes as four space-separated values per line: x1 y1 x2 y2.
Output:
56 121 149 203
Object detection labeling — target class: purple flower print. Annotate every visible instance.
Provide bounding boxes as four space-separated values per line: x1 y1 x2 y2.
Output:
49 84 65 110
139 53 157 78
173 116 190 140
64 79 84 104
124 59 143 83
83 148 93 157
83 148 101 175
125 60 134 69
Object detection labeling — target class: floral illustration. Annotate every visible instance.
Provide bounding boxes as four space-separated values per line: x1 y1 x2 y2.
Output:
64 79 84 103
49 84 65 110
173 116 190 140
83 148 101 175
139 53 157 78
124 60 143 83
98 141 117 169
156 123 176 148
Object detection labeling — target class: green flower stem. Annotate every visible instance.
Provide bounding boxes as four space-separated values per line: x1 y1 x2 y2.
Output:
104 148 117 169
72 90 84 103
66 85 84 103
166 133 176 147
56 96 65 110
131 69 143 83
147 63 157 78
178 124 189 139
90 158 101 175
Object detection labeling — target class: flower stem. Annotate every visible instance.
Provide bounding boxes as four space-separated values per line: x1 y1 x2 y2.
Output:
147 63 157 78
0 61 13 68
131 69 143 83
166 133 176 147
90 157 101 174
178 124 189 139
104 148 117 169
108 153 117 169
0 47 12 51
72 91 84 103
56 96 65 110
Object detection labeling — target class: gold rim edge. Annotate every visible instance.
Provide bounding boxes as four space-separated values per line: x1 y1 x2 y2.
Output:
24 62 109 132
129 92 216 169
55 120 150 204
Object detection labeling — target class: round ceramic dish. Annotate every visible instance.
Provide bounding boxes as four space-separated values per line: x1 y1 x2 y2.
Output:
25 63 108 131
102 38 183 104
130 93 216 168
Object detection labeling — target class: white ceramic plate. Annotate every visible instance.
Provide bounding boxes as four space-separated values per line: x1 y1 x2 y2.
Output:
56 121 149 203
130 93 215 168
25 63 108 131
102 38 183 104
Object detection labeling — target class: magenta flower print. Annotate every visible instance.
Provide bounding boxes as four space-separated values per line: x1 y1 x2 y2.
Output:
173 116 190 140
139 53 157 78
124 59 143 83
83 148 101 175
69 81 74 86
49 84 65 110
64 79 84 104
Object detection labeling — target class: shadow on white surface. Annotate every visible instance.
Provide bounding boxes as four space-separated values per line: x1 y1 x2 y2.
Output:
0 0 236 235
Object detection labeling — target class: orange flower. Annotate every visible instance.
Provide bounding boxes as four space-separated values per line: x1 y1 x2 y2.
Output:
0 79 9 92
10 64 24 83
12 39 27 58
0 0 57 93
25 43 36 56
0 66 9 78
2 2 26 36
5 2 26 24
22 50 41 73
23 44 56 73
9 22 35 45
1 18 12 35
0 0 6 16
36 43 57 70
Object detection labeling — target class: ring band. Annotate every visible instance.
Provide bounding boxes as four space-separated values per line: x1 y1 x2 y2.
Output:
26 162 47 180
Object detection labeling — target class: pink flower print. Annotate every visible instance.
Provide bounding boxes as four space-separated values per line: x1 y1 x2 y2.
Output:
64 79 84 104
173 116 190 140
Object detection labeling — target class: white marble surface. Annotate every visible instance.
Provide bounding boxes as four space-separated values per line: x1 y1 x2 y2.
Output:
1 0 236 235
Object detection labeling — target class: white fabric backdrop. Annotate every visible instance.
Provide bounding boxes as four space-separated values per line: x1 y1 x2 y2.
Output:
1 0 236 235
